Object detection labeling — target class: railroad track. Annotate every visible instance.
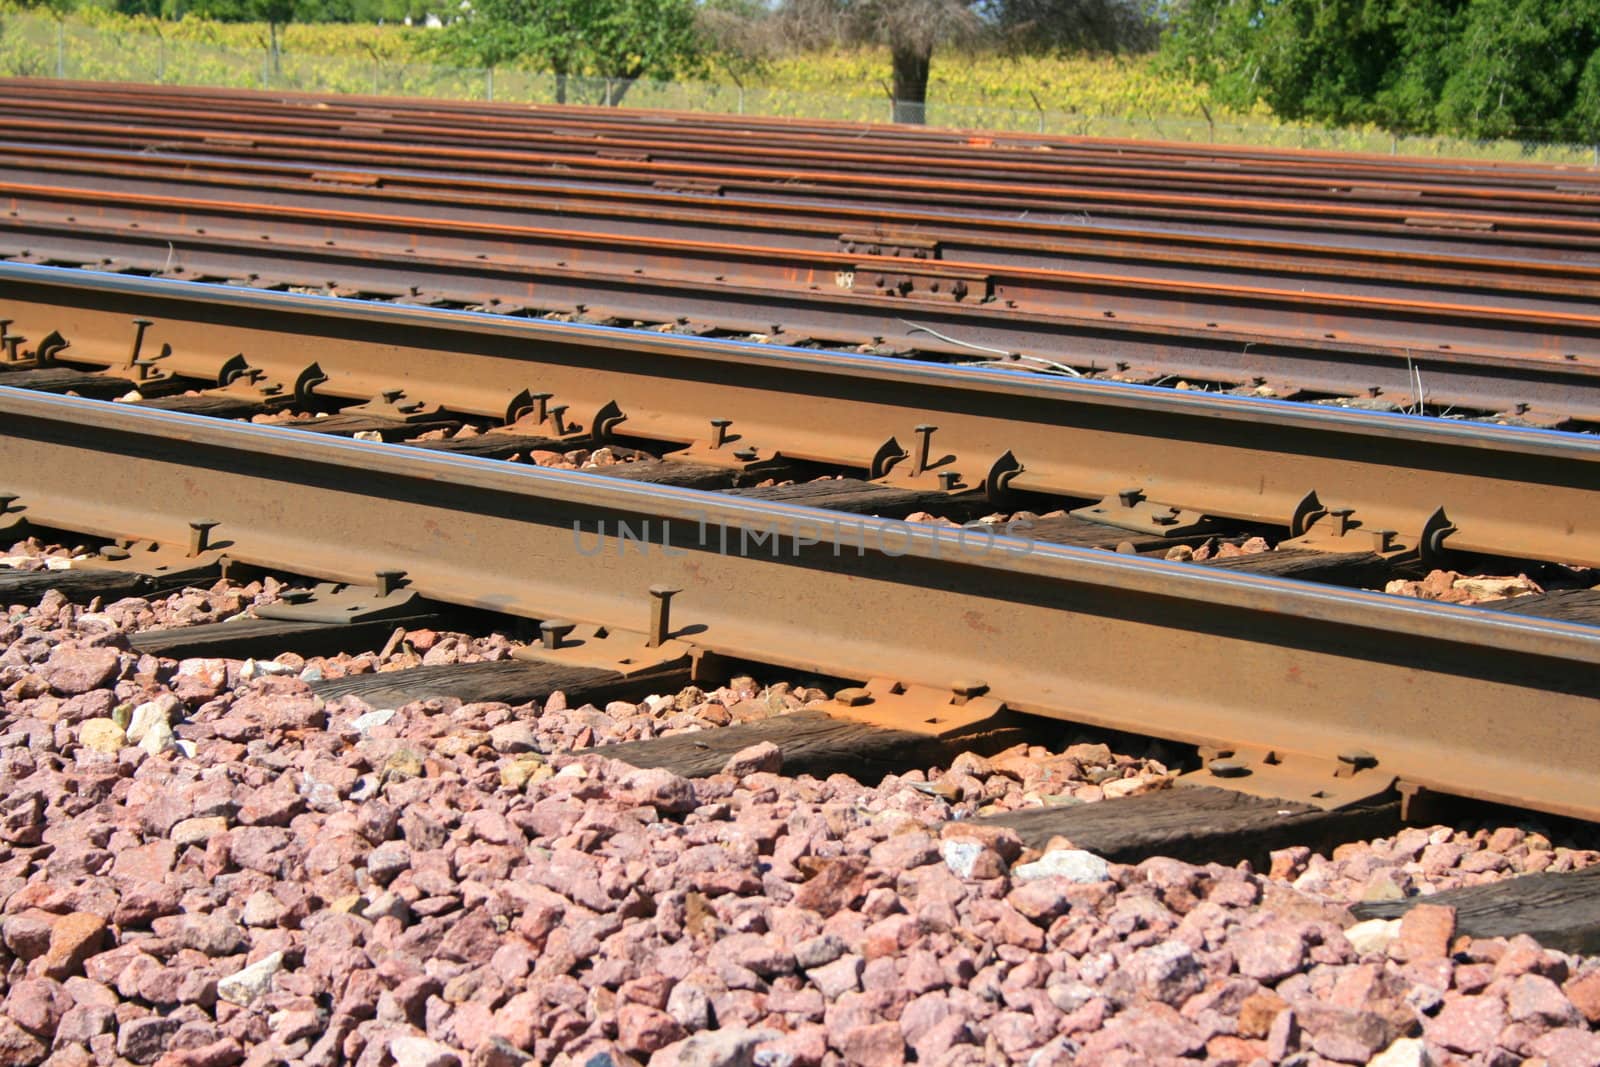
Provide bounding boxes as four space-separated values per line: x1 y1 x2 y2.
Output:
3 383 1599 824
5 174 1600 422
5 86 1600 1062
5 84 1600 408
2 264 1595 567
0 265 1596 822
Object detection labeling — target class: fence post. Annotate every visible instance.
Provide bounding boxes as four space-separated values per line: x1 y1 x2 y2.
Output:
372 61 380 95
55 20 65 78
738 86 744 115
486 67 494 101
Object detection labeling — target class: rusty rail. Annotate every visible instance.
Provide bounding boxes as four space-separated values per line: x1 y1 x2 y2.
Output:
9 80 1600 210
6 108 1599 257
8 143 1600 280
17 79 1599 190
7 181 1600 361
2 386 1596 820
2 264 1595 567
7 209 1599 424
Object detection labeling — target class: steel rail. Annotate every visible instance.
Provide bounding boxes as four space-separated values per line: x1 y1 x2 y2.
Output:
13 145 1600 281
2 386 1597 819
9 219 1600 421
9 200 1600 422
9 115 1599 248
15 79 1600 194
3 264 1595 566
5 92 1598 217
11 148 1600 291
13 133 1595 265
7 182 1600 366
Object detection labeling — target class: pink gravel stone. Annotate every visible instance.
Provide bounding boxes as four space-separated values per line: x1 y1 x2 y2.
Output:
1426 993 1505 1055
720 742 782 777
1530 1027 1600 1067
1396 905 1456 962
1233 925 1309 983
616 1004 685 1055
1507 972 1581 1026
615 767 697 814
1123 941 1206 1006
837 1022 905 1066
1566 970 1600 1024
43 647 119 696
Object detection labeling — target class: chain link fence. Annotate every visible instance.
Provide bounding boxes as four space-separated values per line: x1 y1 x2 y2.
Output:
2 12 1596 166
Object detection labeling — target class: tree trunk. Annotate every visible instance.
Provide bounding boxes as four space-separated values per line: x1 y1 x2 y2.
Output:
269 21 281 77
891 42 931 124
555 70 568 104
607 65 643 107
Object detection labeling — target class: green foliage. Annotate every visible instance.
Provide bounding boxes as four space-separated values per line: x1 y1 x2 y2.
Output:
1438 0 1600 140
1162 0 1600 139
186 0 299 27
11 0 77 19
429 0 705 85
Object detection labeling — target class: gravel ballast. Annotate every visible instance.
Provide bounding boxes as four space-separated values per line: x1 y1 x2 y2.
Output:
1 561 1598 1067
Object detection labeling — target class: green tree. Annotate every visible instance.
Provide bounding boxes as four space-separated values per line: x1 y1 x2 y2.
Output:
187 0 306 73
1437 0 1600 140
11 0 80 76
1162 0 1600 140
431 0 705 104
697 0 777 98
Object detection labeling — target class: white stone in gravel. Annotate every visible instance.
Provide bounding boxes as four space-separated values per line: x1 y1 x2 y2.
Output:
1014 848 1110 883
174 739 197 758
351 709 396 735
941 839 985 879
666 981 712 1031
127 696 176 745
389 1035 461 1067
1369 1037 1434 1067
240 658 295 681
137 716 177 756
216 950 283 1005
299 665 324 682
1345 918 1402 956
